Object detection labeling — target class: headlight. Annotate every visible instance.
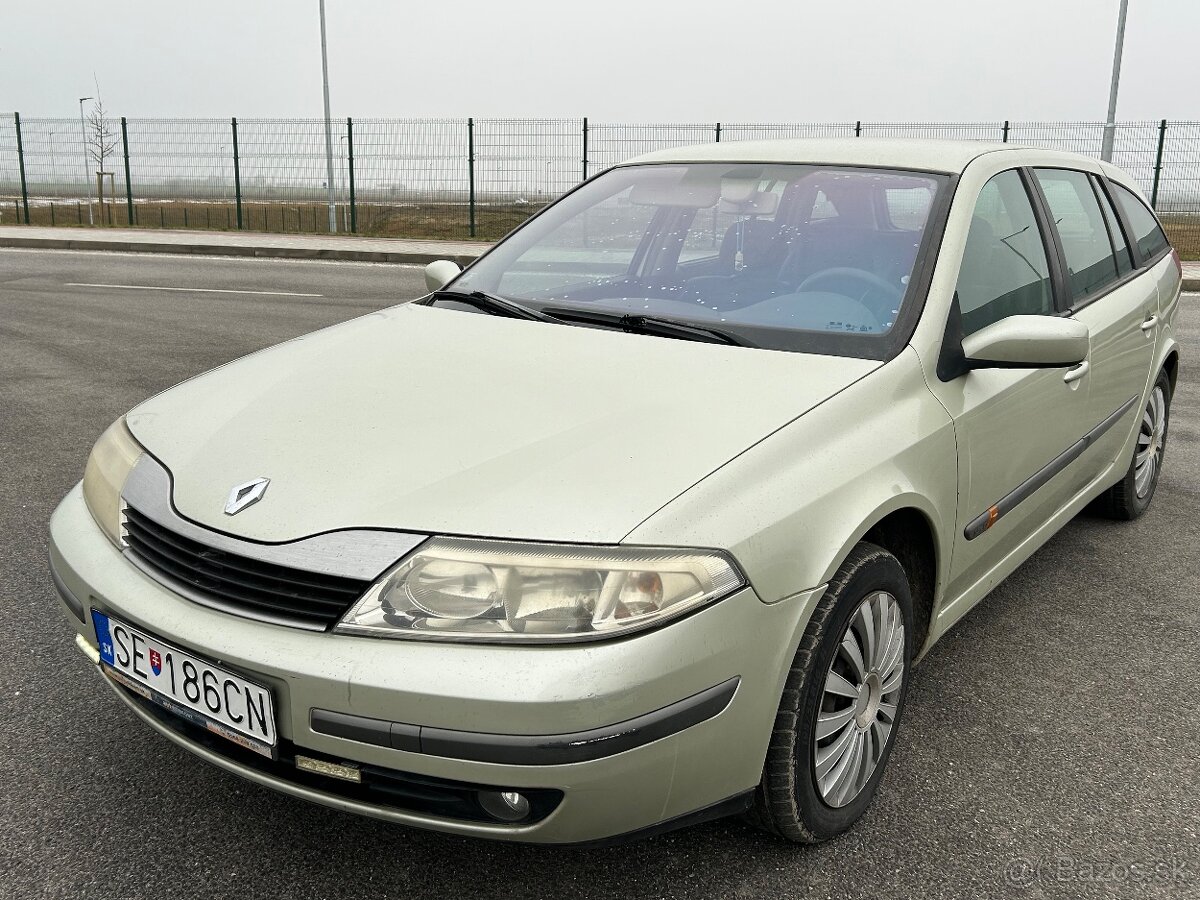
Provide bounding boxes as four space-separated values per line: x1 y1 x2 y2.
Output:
82 417 144 546
335 537 744 643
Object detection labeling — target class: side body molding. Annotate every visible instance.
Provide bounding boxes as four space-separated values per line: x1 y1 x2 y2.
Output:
311 677 741 765
963 396 1138 541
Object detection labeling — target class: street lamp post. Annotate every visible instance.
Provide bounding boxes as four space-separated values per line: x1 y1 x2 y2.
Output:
319 0 337 233
1101 0 1130 162
78 96 94 225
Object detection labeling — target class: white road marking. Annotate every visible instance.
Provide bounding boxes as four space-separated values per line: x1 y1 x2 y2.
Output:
65 282 324 297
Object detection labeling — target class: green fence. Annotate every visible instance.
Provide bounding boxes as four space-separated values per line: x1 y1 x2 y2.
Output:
1 115 1198 253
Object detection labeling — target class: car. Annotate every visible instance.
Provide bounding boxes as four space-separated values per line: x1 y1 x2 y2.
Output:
50 138 1181 846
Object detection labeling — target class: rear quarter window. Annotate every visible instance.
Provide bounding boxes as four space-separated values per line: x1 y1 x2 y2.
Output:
1110 182 1170 261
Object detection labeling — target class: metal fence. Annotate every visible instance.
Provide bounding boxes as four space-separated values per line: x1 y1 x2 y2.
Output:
2 115 1198 253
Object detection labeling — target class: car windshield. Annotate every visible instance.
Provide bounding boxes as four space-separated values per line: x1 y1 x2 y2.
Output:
449 162 948 358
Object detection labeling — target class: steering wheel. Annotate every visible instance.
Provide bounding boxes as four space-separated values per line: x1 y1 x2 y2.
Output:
797 267 903 305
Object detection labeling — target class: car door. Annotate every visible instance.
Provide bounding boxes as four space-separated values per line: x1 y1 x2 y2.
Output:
1030 168 1158 471
926 169 1093 604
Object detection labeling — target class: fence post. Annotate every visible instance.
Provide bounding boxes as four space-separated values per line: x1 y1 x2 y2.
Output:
346 117 357 233
120 116 134 226
467 117 476 239
715 122 721 142
582 117 589 181
231 117 243 230
1001 120 1010 143
14 113 29 224
1150 119 1167 210
855 121 862 137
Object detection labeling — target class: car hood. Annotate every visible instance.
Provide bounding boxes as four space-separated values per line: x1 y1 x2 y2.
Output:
126 304 879 544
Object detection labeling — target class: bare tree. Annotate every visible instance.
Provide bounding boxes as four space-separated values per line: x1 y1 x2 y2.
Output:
86 97 118 206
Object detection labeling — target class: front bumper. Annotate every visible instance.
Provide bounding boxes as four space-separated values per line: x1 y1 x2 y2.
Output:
50 484 823 844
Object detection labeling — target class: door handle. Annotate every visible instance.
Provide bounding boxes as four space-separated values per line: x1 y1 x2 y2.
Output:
1141 315 1159 332
1063 361 1090 383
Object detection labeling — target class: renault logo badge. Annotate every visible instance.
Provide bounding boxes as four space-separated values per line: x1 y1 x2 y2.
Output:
225 477 270 515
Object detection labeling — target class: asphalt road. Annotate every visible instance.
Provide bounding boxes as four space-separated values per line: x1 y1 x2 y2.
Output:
1 248 1197 900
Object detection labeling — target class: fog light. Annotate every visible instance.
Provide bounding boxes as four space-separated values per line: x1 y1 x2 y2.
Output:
478 790 532 822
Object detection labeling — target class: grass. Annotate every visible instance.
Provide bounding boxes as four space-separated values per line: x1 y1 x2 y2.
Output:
4 196 1198 257
1156 215 1200 258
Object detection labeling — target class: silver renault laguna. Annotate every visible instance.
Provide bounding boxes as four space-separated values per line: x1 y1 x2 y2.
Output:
51 139 1180 845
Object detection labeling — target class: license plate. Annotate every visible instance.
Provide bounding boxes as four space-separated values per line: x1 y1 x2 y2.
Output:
91 610 277 758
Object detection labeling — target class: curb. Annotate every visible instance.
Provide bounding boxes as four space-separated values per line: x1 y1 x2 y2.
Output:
0 235 484 267
1185 278 1200 292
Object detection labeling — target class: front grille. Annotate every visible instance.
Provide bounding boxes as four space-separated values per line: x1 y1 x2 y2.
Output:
123 506 370 629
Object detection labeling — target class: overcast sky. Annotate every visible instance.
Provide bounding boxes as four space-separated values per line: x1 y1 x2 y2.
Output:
3 0 1197 122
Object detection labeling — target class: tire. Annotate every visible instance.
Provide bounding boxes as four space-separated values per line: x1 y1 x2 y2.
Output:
746 542 913 843
1096 369 1171 521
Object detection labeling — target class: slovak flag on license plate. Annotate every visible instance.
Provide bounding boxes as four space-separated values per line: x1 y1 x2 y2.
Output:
150 649 162 676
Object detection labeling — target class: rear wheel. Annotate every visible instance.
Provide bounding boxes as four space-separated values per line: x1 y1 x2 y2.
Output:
747 543 913 842
1097 370 1171 520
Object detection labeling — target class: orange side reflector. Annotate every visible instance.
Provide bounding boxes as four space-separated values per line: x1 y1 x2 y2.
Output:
986 506 999 529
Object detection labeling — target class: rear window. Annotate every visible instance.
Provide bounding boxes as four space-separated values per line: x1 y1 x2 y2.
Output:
1110 183 1170 261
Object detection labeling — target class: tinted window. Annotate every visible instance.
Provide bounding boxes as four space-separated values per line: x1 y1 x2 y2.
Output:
1111 182 1171 261
956 170 1055 336
1094 178 1134 276
1034 168 1119 302
452 163 947 358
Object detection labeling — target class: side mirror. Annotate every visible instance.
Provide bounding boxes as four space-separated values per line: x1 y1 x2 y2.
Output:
424 259 462 293
962 315 1089 370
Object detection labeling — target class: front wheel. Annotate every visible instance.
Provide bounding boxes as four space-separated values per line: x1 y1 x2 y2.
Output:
747 542 913 842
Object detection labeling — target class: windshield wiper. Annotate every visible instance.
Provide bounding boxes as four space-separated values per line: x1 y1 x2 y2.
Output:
544 308 752 347
627 314 753 347
430 292 750 346
428 290 562 323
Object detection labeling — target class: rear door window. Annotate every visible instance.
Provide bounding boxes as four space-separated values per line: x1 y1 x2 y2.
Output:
1033 168 1120 303
1110 182 1171 261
